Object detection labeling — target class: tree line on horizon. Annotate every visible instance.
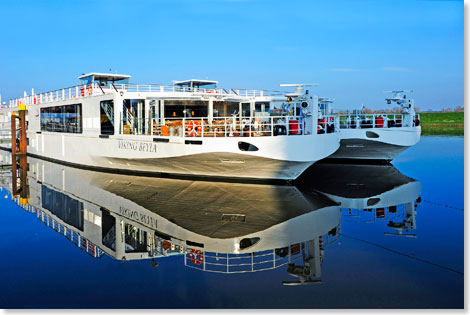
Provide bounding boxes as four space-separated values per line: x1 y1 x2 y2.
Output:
336 105 464 114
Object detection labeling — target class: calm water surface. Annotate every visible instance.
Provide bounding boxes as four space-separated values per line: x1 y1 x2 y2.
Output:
0 136 463 308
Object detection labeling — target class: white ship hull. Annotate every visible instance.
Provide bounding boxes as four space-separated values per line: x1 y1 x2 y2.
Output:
11 131 339 182
329 126 421 161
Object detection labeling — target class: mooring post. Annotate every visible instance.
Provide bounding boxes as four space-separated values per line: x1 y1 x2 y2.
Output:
11 103 27 156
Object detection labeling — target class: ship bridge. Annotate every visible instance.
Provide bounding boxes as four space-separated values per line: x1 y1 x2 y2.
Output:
78 72 131 86
173 79 218 90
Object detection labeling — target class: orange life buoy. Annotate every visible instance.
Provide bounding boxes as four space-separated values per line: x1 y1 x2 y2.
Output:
187 120 201 137
87 85 93 96
189 249 203 265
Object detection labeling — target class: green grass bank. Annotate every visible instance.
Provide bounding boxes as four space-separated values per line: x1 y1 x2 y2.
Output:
419 112 464 136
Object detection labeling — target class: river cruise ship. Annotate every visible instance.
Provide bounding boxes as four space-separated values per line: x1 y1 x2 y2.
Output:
318 91 421 161
0 73 340 181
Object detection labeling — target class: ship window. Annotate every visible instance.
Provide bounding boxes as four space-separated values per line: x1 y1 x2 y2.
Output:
40 104 82 133
255 102 270 112
214 101 239 117
163 100 208 118
100 100 114 135
241 103 250 116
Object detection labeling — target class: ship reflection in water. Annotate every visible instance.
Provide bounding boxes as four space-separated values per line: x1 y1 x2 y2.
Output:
0 151 421 287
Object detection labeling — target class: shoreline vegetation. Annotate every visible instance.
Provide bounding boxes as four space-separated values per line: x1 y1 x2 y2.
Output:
419 112 464 136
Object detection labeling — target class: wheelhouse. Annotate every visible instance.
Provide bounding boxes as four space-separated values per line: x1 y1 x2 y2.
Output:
78 73 131 88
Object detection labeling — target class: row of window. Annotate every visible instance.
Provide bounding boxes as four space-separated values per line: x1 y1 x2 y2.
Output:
40 104 82 133
38 100 272 134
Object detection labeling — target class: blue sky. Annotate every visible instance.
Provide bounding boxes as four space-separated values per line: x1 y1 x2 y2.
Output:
0 0 463 110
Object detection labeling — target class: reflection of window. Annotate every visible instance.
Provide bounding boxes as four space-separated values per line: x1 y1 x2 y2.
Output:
41 185 84 230
101 209 116 251
40 104 82 133
124 223 148 253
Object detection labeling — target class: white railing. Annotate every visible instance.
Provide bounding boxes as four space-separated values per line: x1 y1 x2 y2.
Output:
337 113 420 129
9 82 106 107
317 115 338 134
8 82 285 108
148 115 305 138
113 83 284 97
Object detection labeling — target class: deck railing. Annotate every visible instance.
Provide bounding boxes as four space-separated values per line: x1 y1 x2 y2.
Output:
8 83 285 108
117 115 340 137
337 113 420 129
8 82 106 107
150 116 305 138
113 83 284 97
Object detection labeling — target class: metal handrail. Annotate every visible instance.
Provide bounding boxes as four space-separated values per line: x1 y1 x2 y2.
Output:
148 115 305 138
336 113 420 129
8 82 287 107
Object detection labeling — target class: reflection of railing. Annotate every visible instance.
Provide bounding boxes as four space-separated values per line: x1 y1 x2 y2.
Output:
10 194 105 258
184 247 303 274
150 116 306 138
36 209 105 258
341 205 405 223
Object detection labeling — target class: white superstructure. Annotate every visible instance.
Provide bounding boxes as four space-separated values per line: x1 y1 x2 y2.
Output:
0 73 341 181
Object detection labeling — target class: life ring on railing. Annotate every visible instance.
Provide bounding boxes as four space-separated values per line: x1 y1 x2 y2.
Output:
80 87 85 97
189 249 203 265
87 85 93 96
187 120 202 137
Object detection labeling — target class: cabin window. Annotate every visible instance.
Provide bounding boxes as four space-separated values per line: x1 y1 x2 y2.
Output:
40 104 82 133
213 101 239 117
163 100 208 118
255 102 270 112
241 103 250 117
122 99 146 135
100 100 114 135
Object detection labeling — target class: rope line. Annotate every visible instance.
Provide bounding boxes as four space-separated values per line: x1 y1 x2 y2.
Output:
340 233 463 275
422 200 464 211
